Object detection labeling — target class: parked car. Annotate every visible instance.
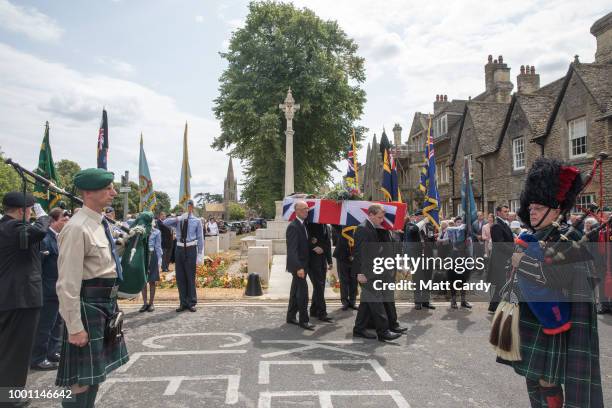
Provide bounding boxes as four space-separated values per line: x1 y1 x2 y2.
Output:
240 221 251 233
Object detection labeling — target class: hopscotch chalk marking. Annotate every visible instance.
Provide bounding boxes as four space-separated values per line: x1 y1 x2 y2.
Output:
260 340 367 358
116 350 246 373
258 390 410 408
96 375 240 404
142 332 252 349
258 360 392 384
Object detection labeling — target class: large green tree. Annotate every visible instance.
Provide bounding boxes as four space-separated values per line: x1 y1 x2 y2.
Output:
213 1 366 218
55 159 81 193
0 148 22 205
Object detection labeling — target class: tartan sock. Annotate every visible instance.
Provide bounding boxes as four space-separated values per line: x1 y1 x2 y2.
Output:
526 378 543 408
540 385 563 408
86 385 99 408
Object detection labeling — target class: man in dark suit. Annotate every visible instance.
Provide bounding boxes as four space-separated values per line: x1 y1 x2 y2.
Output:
157 212 173 272
333 226 358 310
352 204 401 341
307 222 333 322
487 204 514 312
0 192 50 405
30 208 70 371
286 201 315 330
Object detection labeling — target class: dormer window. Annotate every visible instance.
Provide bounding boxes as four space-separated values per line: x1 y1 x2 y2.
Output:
433 115 447 138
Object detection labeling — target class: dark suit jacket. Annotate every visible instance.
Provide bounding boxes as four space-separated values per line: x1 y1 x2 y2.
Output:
332 226 353 264
157 219 173 248
41 229 59 301
286 218 309 273
307 223 332 267
353 220 382 280
0 214 50 311
488 217 514 284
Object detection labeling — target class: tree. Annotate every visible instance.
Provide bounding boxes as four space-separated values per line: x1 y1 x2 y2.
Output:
55 159 81 193
194 192 223 205
154 191 171 214
0 148 22 205
227 202 246 220
213 1 366 218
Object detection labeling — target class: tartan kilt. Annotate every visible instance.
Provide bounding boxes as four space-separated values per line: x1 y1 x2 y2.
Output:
511 302 603 407
55 293 129 386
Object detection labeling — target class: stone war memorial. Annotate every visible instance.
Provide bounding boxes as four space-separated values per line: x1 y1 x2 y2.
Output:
1 2 611 407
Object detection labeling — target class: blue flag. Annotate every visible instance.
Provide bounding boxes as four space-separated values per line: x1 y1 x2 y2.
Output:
97 109 109 169
418 118 440 229
461 156 477 255
138 133 157 212
379 130 401 202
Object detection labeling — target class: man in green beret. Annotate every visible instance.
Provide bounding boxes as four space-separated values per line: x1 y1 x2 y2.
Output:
55 168 129 407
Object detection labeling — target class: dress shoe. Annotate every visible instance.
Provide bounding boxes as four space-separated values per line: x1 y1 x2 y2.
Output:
390 325 408 333
353 330 377 339
176 306 187 312
31 359 58 370
461 301 472 309
341 304 349 311
415 303 422 310
450 301 458 309
349 304 359 310
422 303 436 310
47 352 61 363
286 318 299 325
299 322 316 331
377 330 402 342
318 316 334 323
139 304 149 313
147 304 155 312
188 306 197 312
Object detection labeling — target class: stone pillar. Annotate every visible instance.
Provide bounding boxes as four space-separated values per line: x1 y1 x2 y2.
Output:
279 88 300 197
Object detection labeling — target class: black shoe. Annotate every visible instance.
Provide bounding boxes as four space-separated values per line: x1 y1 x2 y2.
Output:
139 304 149 313
451 301 458 309
299 322 316 331
341 304 349 311
318 316 334 323
377 330 402 342
461 301 472 309
353 330 377 339
415 303 422 310
488 302 499 312
176 306 187 312
390 325 408 333
349 304 358 310
422 303 436 310
188 306 197 312
30 359 58 370
147 304 155 312
286 318 299 325
47 352 61 363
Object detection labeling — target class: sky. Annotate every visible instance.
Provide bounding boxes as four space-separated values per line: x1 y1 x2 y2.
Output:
0 0 609 205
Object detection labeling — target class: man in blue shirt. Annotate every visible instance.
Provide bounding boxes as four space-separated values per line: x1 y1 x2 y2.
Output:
163 200 204 312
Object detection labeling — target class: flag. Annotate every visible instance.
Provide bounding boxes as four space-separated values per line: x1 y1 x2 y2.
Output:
418 117 440 229
379 130 402 202
345 129 359 191
97 109 109 169
179 122 191 208
33 121 60 210
461 156 477 256
138 133 157 212
282 197 407 231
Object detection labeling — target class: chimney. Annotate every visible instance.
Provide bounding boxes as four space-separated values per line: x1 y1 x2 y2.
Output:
392 123 402 146
517 64 540 94
485 54 513 102
590 12 612 64
434 94 451 115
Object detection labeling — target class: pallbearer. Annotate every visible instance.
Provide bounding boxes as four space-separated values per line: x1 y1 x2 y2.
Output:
56 168 129 407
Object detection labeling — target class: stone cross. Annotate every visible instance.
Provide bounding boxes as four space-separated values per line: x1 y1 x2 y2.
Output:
279 87 300 197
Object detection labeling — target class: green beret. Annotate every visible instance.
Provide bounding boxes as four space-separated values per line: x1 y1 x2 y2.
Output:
73 168 115 191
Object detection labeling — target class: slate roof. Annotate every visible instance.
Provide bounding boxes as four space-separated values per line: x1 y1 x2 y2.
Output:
573 63 612 114
439 100 468 115
516 94 558 140
462 101 510 157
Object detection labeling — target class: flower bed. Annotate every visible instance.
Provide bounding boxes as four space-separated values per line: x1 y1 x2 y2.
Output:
159 253 247 289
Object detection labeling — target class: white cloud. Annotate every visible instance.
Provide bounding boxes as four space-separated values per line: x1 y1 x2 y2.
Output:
0 42 237 204
195 15 204 23
95 56 136 76
0 0 63 43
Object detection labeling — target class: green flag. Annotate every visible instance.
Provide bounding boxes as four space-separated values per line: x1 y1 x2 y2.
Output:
33 121 60 210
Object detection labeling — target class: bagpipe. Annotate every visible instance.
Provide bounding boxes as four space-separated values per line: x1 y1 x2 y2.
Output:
490 152 610 361
4 158 151 299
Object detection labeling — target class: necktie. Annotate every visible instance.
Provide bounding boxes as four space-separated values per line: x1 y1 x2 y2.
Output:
102 220 123 281
181 215 189 245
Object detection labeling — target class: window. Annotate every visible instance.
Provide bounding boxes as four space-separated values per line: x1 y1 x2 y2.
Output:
568 117 587 158
512 138 525 170
572 194 595 213
509 199 520 213
433 115 448 138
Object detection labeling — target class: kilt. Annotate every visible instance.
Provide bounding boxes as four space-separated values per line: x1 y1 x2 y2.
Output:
55 278 129 387
511 302 603 407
